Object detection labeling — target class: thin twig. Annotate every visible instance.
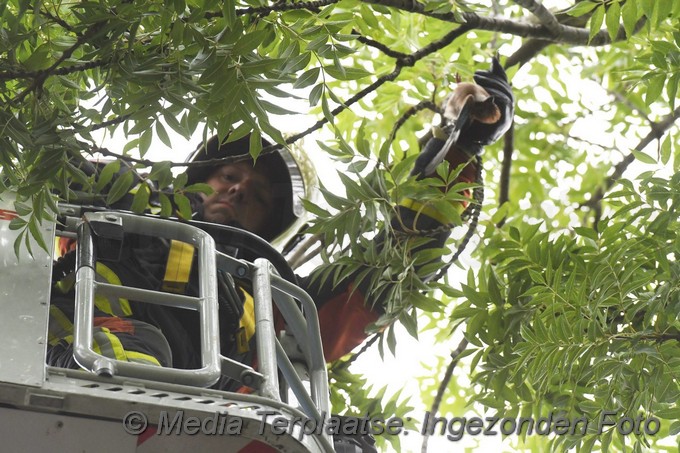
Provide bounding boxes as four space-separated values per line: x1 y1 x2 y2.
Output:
387 100 439 149
606 88 655 126
496 120 514 228
285 24 473 146
353 31 410 60
7 22 105 105
0 59 111 81
329 333 381 373
205 0 340 19
361 0 633 46
421 337 469 453
581 106 680 210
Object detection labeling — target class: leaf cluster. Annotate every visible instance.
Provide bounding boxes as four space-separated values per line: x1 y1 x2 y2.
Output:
450 172 680 451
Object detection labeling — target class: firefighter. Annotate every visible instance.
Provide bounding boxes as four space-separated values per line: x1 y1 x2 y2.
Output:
47 58 512 448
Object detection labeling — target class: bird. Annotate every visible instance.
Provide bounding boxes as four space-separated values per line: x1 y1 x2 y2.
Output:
413 81 502 177
443 82 502 125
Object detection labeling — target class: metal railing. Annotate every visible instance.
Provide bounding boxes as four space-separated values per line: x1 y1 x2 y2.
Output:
73 211 221 387
69 210 330 429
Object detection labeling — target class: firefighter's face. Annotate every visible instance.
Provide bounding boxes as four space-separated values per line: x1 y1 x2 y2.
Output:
201 162 274 235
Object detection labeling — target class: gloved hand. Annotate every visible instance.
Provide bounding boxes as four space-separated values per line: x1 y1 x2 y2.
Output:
411 57 514 178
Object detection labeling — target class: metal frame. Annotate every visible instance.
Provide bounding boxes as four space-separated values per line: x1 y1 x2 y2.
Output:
73 212 222 387
69 209 333 449
215 254 331 426
0 201 335 452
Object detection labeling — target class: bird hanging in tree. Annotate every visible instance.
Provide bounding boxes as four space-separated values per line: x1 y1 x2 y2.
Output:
412 57 514 178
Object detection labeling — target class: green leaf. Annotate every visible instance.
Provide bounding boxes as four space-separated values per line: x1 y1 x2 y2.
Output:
301 198 331 217
240 57 283 75
233 29 267 54
655 407 680 419
324 66 371 81
249 128 262 160
564 1 599 17
158 192 173 217
399 310 418 339
293 67 320 89
667 73 679 111
174 172 188 190
21 44 52 71
183 183 214 195
173 193 192 219
605 0 621 42
155 121 172 148
106 171 135 205
130 183 151 213
645 73 666 105
632 150 657 165
653 0 672 27
386 324 397 356
309 83 324 107
8 217 27 231
669 421 680 436
621 0 639 38
660 133 673 165
148 161 174 189
28 216 48 252
410 293 443 312
222 0 237 27
95 160 121 193
589 5 605 42
139 129 153 157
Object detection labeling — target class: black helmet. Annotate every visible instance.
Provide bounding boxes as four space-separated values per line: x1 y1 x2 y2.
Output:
185 134 312 245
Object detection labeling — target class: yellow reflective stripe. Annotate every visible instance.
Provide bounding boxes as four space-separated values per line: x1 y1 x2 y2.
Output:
162 240 195 294
94 262 132 316
92 328 127 361
399 197 465 226
126 351 161 366
92 328 161 366
237 290 256 353
48 306 74 345
55 273 75 294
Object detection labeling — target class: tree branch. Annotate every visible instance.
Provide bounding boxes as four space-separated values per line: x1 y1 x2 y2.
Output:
0 59 111 81
582 106 680 210
205 0 340 19
353 31 410 60
505 39 551 69
387 99 439 151
6 22 105 105
421 337 469 453
512 0 561 37
361 0 641 46
285 24 472 146
92 144 281 169
40 8 79 35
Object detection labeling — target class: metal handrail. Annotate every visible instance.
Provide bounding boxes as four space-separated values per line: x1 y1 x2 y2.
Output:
70 210 331 446
215 253 331 425
73 212 221 387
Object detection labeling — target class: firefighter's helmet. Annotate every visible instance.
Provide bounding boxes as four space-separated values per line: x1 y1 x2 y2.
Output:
185 134 316 250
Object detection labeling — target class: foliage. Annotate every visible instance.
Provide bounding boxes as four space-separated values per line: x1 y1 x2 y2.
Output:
1 0 680 451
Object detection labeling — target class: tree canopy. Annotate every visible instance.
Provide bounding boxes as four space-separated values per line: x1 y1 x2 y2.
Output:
1 0 679 451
